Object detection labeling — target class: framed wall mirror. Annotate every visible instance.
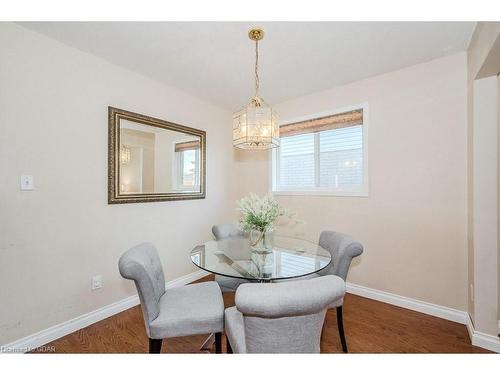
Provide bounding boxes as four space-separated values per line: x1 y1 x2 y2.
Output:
108 107 206 204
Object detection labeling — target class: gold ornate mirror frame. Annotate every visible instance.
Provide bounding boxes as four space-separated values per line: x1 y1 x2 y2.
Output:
108 107 206 204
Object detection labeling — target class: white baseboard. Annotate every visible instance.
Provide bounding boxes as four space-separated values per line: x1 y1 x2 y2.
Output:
465 314 500 353
346 282 500 353
166 269 209 289
1 269 209 353
346 282 467 324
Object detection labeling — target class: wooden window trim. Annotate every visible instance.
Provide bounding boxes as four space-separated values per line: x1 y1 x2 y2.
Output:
174 140 201 152
279 109 363 138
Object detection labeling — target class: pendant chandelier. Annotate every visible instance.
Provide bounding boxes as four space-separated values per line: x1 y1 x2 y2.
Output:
233 28 279 150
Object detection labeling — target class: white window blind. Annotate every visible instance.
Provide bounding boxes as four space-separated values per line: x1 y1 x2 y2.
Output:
277 252 317 278
278 133 315 188
273 107 366 195
319 126 363 190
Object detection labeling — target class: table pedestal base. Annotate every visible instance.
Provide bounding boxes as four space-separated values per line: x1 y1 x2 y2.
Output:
199 280 271 353
200 333 215 352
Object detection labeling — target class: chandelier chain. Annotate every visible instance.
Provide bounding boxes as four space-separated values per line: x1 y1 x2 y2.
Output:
255 39 260 97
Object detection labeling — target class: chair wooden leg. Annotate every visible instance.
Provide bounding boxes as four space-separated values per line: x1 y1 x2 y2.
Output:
226 336 233 354
214 332 222 354
336 306 348 353
149 338 163 354
320 319 327 351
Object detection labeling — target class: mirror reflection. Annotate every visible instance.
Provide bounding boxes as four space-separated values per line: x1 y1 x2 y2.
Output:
119 120 201 194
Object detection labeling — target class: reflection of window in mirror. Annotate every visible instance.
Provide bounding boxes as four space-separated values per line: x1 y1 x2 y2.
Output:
174 141 200 192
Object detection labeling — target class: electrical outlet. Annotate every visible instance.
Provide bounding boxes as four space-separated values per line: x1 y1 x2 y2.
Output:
20 175 34 191
91 275 103 290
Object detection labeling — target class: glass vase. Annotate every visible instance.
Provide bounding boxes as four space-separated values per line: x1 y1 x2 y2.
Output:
249 229 272 253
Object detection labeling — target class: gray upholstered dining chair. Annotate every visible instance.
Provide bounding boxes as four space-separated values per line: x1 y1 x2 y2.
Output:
118 242 225 353
224 275 346 353
212 224 249 293
274 230 363 353
317 231 363 353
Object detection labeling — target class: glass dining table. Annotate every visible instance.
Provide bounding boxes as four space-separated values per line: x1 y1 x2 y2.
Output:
190 235 332 283
190 234 332 351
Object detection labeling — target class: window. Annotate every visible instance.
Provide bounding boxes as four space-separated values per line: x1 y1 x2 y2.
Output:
174 141 200 190
272 106 367 196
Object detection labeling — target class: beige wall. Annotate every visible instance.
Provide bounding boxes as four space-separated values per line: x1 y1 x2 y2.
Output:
466 22 500 333
235 53 469 310
120 129 155 193
154 131 176 192
0 23 235 345
471 77 498 335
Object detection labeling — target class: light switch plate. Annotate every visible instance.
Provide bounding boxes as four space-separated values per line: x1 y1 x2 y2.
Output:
20 175 34 190
91 275 103 290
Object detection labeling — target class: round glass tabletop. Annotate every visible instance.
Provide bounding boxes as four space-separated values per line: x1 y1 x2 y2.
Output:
190 235 332 282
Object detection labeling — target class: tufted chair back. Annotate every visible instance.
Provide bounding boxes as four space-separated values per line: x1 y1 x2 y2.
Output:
317 231 363 281
118 242 166 336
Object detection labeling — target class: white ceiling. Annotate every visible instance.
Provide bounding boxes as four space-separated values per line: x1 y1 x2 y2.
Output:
20 22 475 110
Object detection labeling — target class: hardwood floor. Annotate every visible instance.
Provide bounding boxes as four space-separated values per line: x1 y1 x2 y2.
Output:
31 276 490 353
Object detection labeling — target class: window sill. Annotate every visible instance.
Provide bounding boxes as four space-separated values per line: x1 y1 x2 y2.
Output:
272 190 368 197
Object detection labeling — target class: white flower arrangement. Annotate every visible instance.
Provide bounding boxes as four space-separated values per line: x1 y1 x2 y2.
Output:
236 193 298 233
